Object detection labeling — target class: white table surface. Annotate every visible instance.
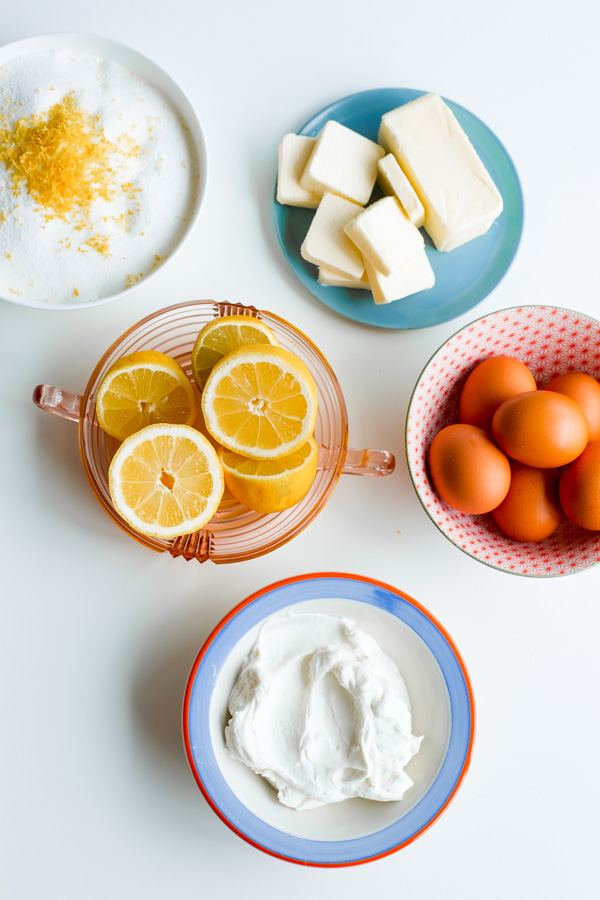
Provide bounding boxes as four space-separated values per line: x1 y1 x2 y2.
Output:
2 1 599 897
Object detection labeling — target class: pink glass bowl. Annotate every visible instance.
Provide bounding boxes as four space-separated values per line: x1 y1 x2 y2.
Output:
34 300 395 563
406 305 600 577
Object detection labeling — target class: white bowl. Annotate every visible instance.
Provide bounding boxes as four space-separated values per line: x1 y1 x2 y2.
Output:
0 33 208 310
183 573 474 866
406 305 600 576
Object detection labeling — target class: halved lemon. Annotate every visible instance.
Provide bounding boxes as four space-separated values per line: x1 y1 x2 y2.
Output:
191 315 279 390
96 350 198 441
218 436 318 513
201 344 318 460
108 423 224 539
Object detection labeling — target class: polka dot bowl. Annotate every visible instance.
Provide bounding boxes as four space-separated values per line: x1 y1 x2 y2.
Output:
405 305 600 577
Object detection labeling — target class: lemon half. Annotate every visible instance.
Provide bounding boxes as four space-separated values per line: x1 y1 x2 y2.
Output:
191 315 279 390
201 344 318 460
108 423 224 539
96 350 197 441
219 436 318 513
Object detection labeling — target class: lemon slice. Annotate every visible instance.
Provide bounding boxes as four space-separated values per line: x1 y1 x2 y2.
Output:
108 423 224 539
201 344 318 460
96 350 198 441
219 436 318 513
191 315 279 390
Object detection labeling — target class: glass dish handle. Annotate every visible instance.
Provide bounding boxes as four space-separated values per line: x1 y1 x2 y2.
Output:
342 447 395 476
32 384 82 423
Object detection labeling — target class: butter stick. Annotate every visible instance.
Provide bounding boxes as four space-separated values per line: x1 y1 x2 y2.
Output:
379 93 503 252
363 249 435 304
300 192 364 279
276 134 321 208
377 153 425 228
344 196 424 277
300 120 385 206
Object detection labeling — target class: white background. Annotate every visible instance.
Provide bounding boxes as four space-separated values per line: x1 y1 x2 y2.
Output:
1 1 599 897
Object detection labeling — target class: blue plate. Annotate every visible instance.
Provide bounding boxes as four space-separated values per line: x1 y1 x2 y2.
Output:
184 573 475 866
273 88 524 330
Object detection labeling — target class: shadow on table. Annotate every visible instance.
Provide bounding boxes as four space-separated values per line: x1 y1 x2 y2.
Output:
127 598 227 826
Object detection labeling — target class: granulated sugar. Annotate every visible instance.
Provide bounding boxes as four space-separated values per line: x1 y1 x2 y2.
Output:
0 49 199 305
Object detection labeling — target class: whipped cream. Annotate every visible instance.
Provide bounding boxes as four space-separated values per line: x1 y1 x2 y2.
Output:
224 612 423 810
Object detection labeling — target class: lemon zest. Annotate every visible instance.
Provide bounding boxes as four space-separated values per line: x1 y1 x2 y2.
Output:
0 92 141 256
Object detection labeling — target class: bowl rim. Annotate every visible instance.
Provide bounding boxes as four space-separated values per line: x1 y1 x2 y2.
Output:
0 31 208 311
405 303 600 577
182 571 476 866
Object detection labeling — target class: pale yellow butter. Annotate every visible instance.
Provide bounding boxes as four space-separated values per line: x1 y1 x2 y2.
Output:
363 249 435 304
379 93 503 251
276 134 321 208
300 120 385 206
300 192 364 279
344 196 424 277
317 266 370 289
377 153 425 228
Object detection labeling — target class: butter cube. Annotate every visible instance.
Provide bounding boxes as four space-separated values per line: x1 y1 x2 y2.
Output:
300 192 364 279
379 93 503 251
300 120 385 206
317 266 370 289
377 153 425 228
276 134 321 208
344 196 424 277
363 249 435 304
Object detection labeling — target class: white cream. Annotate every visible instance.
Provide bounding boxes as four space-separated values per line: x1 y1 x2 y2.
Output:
224 612 423 810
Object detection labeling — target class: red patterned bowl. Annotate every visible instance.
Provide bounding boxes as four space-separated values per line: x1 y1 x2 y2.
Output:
406 306 600 577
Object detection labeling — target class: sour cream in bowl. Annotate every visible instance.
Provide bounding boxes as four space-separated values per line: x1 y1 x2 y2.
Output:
183 572 474 866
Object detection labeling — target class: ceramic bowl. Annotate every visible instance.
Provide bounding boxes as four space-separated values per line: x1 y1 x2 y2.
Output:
183 573 474 866
406 305 600 576
0 33 207 309
273 87 523 330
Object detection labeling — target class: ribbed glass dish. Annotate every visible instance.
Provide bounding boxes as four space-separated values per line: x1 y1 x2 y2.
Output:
34 300 394 563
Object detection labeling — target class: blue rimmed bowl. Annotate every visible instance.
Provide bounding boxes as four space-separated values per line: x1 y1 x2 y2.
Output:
183 573 475 866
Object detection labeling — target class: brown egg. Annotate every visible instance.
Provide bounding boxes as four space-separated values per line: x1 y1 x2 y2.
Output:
428 423 511 514
544 371 600 441
459 355 537 432
491 462 562 542
559 442 600 530
492 390 589 468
